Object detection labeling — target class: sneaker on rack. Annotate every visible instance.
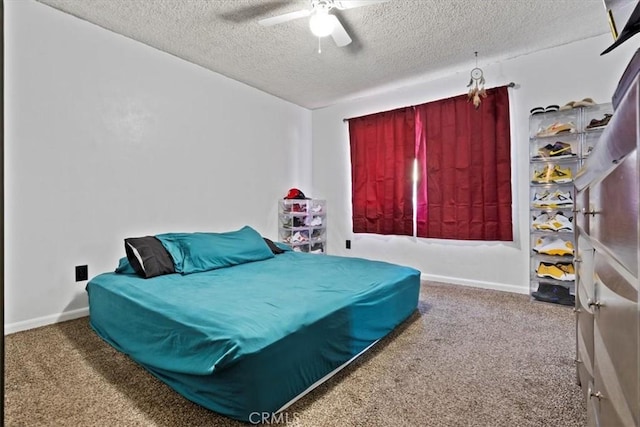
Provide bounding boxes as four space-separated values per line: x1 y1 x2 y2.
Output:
536 262 562 280
536 122 576 137
557 263 575 280
534 237 574 256
532 191 573 208
548 213 573 231
532 236 554 251
532 165 554 184
585 114 612 130
532 191 551 208
532 283 575 306
535 142 575 160
550 165 573 183
536 262 574 281
532 213 550 230
549 142 575 158
549 190 573 206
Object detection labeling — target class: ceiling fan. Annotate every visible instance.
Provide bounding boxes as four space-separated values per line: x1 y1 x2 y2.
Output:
258 0 389 48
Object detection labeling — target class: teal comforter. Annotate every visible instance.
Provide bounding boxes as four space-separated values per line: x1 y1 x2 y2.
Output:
87 252 420 421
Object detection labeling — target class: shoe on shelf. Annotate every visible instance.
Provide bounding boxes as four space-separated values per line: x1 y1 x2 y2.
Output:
536 122 576 137
532 190 573 208
535 141 575 159
550 165 573 183
532 212 574 232
536 262 575 281
557 263 575 280
559 101 576 111
573 97 597 107
532 191 551 207
530 105 559 115
586 114 612 130
533 236 554 250
549 191 573 207
532 283 575 306
532 165 554 183
532 213 550 230
533 237 574 256
532 165 572 184
549 213 574 231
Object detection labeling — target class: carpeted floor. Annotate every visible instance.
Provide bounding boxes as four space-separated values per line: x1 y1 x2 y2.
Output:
4 281 586 426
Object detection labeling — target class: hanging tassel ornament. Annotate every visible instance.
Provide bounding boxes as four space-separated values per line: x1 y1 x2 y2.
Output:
467 52 486 109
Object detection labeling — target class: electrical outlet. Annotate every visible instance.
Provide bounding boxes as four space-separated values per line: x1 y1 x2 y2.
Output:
75 265 88 282
346 239 351 249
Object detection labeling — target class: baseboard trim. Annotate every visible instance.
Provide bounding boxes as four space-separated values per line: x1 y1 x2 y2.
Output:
4 307 89 335
420 273 529 295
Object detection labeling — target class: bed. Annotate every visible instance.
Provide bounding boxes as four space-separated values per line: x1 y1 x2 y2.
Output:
86 226 421 422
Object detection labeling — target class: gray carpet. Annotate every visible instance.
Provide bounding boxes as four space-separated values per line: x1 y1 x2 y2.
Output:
4 281 586 426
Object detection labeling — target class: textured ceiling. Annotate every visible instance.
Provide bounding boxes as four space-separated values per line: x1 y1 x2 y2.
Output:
36 0 610 109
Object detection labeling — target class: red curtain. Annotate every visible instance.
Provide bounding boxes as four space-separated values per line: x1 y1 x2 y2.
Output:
415 86 512 240
348 108 415 235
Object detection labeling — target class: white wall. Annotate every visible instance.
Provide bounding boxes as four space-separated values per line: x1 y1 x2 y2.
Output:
311 33 637 294
4 0 312 332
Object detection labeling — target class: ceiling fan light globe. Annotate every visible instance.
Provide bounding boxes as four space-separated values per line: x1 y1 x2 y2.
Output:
309 12 335 37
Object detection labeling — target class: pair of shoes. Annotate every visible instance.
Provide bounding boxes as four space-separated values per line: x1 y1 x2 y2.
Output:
537 262 575 281
536 122 576 137
532 165 573 184
574 97 597 107
533 236 574 256
534 141 575 159
532 190 573 208
532 283 575 306
559 98 596 110
530 105 559 115
586 114 612 130
532 212 573 232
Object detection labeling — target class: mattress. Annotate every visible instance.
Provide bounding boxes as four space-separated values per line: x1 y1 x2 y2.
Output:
87 251 421 422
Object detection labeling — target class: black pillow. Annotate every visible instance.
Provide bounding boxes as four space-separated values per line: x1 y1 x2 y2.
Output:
124 236 175 278
263 237 285 255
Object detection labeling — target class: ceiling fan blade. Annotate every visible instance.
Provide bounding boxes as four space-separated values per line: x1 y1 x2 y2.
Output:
334 0 390 10
258 9 311 26
329 15 352 47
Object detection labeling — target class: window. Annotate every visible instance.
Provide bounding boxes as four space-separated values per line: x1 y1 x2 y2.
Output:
348 107 415 236
348 85 513 241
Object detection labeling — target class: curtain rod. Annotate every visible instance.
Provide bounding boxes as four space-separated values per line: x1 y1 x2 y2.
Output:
342 82 517 122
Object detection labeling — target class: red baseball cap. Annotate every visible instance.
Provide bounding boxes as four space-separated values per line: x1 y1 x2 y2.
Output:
284 188 307 199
